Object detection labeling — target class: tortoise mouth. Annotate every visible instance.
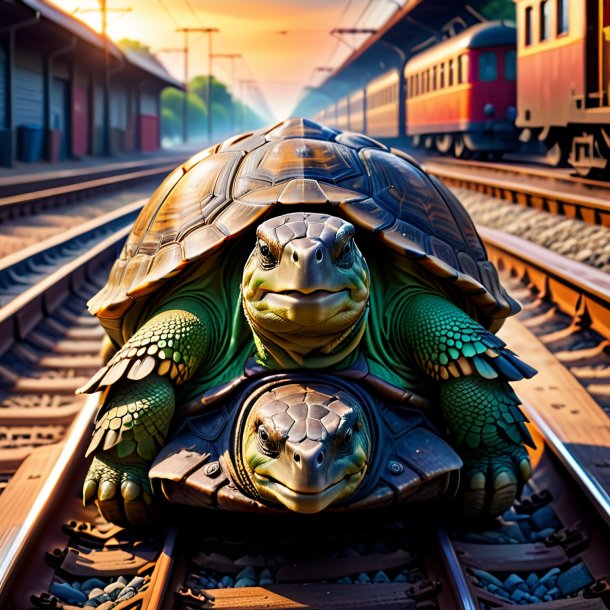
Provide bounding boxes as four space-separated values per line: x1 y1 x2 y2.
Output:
252 467 366 513
253 288 349 305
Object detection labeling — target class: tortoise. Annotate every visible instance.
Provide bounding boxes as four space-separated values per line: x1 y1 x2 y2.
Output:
79 118 536 526
148 370 463 515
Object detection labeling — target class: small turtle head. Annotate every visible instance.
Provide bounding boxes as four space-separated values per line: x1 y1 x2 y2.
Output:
241 383 371 513
242 213 370 367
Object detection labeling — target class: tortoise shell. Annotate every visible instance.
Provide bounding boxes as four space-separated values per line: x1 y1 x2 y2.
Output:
148 371 462 512
88 117 518 344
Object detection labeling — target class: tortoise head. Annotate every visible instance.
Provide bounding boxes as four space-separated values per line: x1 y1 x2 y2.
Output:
241 383 371 513
242 212 370 367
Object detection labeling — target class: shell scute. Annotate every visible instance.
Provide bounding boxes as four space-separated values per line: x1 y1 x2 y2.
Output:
335 131 388 151
265 117 338 141
337 198 394 233
91 119 519 339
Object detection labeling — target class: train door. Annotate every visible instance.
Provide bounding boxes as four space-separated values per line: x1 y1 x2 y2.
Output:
586 0 610 106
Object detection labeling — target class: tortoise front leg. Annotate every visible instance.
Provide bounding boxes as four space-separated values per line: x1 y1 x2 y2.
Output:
402 292 536 518
79 300 213 525
83 373 174 526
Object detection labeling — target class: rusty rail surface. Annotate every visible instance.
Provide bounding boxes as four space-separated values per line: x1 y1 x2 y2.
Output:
0 372 607 609
425 161 610 228
0 199 144 309
480 226 610 344
0 163 174 223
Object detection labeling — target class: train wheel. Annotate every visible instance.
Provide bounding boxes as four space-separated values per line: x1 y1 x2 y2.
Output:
544 140 569 167
424 136 435 150
435 134 454 155
569 130 610 179
412 135 421 147
453 137 472 159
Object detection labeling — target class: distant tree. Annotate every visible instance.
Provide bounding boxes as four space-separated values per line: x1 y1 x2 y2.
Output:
478 0 516 21
161 107 180 143
117 38 151 52
162 75 268 144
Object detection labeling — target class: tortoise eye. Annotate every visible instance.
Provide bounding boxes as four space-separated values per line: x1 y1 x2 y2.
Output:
336 238 354 269
337 427 354 456
258 424 280 457
258 240 277 269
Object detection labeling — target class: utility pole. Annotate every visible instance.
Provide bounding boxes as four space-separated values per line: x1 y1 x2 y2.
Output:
83 2 131 155
211 53 241 131
155 47 185 141
101 0 110 155
176 27 218 144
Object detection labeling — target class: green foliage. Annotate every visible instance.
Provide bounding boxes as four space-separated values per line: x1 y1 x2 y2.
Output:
478 0 516 21
117 38 150 52
161 72 268 144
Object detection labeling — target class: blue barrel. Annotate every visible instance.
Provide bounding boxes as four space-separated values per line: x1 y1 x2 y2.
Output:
17 124 44 163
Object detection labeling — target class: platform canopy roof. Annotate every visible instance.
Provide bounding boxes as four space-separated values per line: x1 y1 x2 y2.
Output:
2 0 183 90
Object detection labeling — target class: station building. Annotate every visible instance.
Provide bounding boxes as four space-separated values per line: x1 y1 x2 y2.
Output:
0 0 182 167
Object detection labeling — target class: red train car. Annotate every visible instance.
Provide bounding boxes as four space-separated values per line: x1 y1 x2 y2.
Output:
515 0 610 176
404 21 519 158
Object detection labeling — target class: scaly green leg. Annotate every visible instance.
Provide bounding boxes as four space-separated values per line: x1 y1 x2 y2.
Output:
441 376 533 518
80 299 214 525
83 373 174 526
402 293 536 518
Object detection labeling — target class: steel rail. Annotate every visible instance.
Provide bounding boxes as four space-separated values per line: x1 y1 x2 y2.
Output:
0 199 144 308
524 401 610 528
0 225 129 358
479 225 610 342
0 392 100 598
0 164 174 222
0 155 186 195
436 528 478 610
426 156 610 190
426 162 610 227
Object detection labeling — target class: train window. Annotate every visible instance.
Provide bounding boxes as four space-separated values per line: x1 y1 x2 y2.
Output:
557 0 568 34
439 63 445 88
505 50 516 80
432 66 437 90
525 6 533 45
448 58 454 86
479 52 497 81
540 0 551 40
458 54 469 83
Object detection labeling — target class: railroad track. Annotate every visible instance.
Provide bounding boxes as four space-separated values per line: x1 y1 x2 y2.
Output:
0 368 608 609
422 158 610 228
0 222 125 491
0 164 609 607
0 162 176 223
0 199 144 309
0 170 172 259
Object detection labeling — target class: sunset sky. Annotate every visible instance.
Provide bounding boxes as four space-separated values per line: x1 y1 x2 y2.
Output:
49 0 404 119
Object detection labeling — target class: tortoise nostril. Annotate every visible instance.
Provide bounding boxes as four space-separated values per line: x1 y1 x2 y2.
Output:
294 453 301 463
317 451 324 465
315 249 323 262
292 251 298 262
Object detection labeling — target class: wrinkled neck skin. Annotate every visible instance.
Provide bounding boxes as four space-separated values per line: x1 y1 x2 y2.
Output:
241 213 371 370
249 303 369 370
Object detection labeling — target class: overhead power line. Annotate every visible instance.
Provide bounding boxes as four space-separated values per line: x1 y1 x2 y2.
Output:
156 0 179 27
